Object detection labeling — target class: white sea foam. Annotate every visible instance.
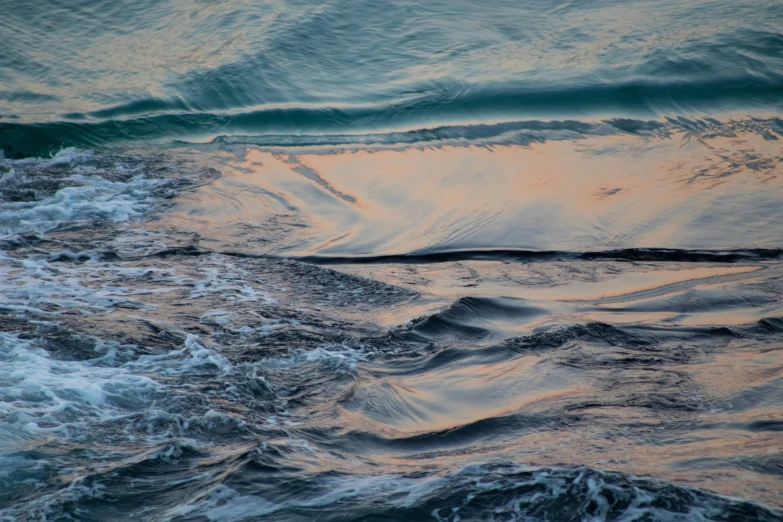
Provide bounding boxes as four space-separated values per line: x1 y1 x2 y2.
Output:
163 484 277 521
0 148 175 239
163 471 446 521
162 463 758 522
0 328 243 444
182 334 233 374
189 255 276 305
0 332 159 444
0 176 158 238
0 253 175 315
262 344 368 373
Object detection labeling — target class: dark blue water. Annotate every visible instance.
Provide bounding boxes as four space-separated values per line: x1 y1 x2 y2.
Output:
2 0 783 156
2 1 783 521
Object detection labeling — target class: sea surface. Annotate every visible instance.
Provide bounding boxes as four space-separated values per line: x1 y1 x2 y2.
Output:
2 0 783 520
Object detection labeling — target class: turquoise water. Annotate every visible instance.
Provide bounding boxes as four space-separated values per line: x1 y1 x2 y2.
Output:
2 2 783 521
2 0 783 156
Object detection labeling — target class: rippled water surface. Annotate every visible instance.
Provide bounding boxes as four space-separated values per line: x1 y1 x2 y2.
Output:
1 1 783 521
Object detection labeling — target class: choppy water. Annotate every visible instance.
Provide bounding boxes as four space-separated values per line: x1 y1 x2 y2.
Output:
2 1 783 521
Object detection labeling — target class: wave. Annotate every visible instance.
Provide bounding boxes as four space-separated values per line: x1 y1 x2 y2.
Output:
0 148 219 240
2 88 782 158
163 463 782 522
2 237 782 519
60 74 783 122
402 296 548 344
291 248 783 265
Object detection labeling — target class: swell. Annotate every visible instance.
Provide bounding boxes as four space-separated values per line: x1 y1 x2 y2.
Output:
291 248 783 265
400 317 783 368
119 246 783 267
2 79 783 157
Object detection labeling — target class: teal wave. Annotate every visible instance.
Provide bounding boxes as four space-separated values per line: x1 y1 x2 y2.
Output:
3 76 783 157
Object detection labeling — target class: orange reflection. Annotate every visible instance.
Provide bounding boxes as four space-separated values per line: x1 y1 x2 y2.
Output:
163 128 782 257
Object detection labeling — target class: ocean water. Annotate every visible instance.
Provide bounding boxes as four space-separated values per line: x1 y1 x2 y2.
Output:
2 1 783 521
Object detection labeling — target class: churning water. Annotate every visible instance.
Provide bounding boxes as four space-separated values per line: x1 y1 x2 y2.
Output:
2 1 783 520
